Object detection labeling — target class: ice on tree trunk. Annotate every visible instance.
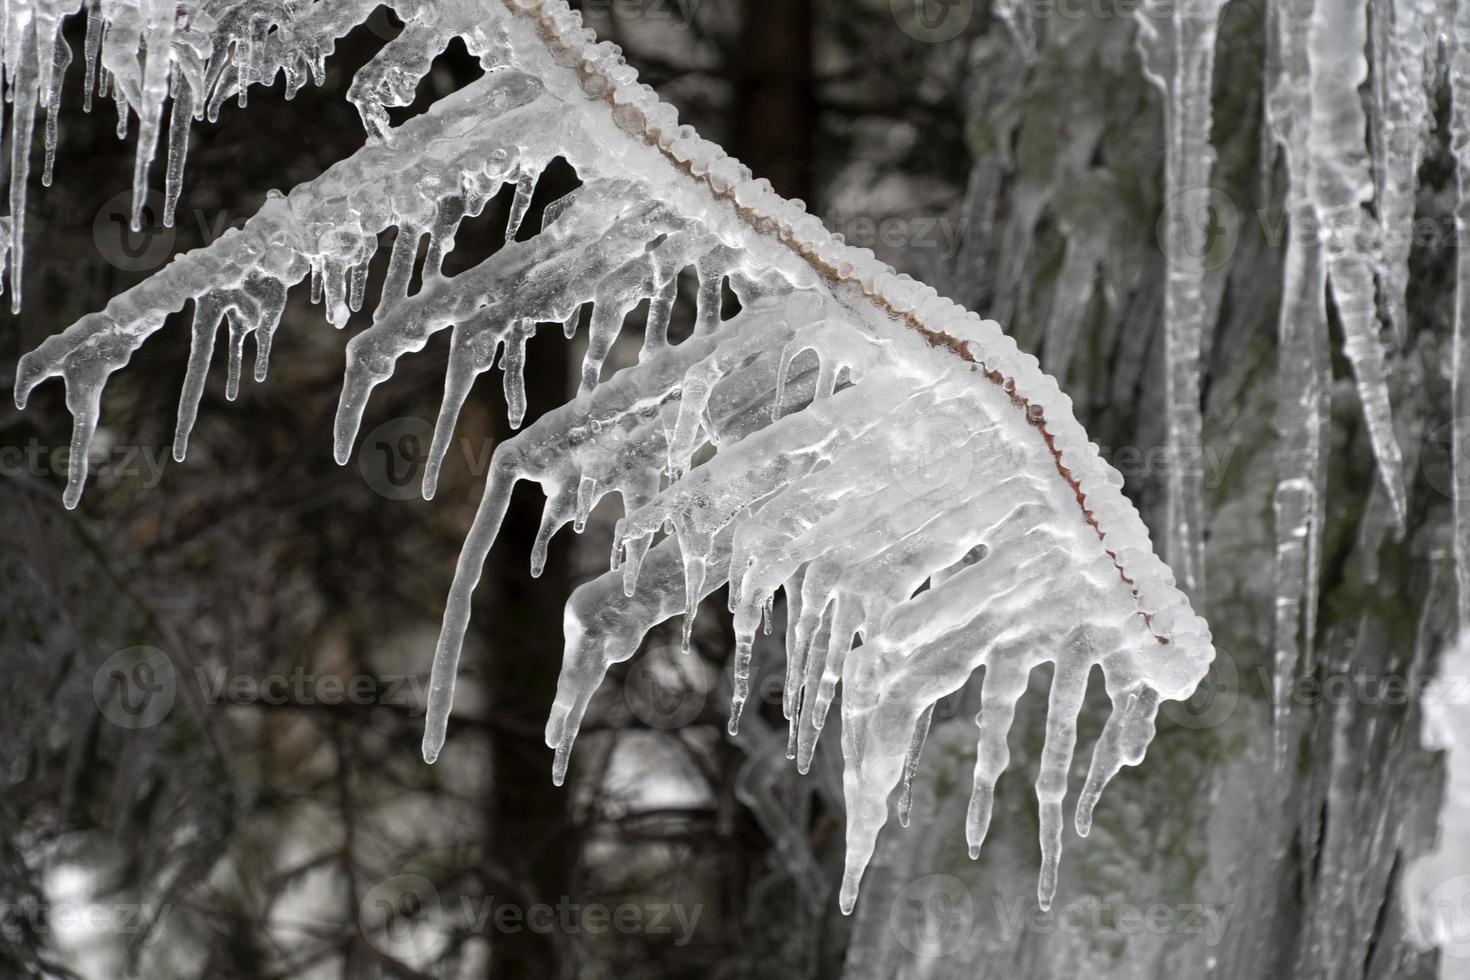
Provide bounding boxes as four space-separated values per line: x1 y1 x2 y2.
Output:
12 0 1214 914
1402 636 1470 973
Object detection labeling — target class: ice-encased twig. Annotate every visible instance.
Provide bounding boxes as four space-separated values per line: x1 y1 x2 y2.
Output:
15 0 1215 916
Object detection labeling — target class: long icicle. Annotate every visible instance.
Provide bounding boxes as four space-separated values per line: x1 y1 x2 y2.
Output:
1451 0 1470 629
1267 0 1332 762
1135 0 1229 603
1306 0 1408 527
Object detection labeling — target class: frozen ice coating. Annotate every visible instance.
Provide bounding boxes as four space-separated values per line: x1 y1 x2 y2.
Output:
13 0 1216 914
1402 636 1470 973
1266 0 1331 760
1134 0 1229 605
1306 0 1407 528
1452 0 1470 632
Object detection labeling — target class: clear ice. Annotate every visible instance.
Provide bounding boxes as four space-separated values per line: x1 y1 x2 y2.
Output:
12 0 1215 914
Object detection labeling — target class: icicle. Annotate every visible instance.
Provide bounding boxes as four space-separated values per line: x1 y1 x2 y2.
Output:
896 705 934 828
1369 0 1434 344
174 292 228 461
1135 0 1230 602
12 1 1217 923
1306 0 1407 526
163 76 194 228
694 262 723 334
1267 0 1332 757
503 319 534 429
506 168 539 240
42 36 72 188
1452 4 1470 630
130 0 177 232
1074 687 1160 836
8 26 40 312
640 276 676 359
1041 234 1102 378
423 458 519 764
964 662 1027 858
83 0 102 113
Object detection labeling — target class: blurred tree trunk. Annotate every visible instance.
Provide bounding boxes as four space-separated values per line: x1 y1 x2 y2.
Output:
734 0 814 203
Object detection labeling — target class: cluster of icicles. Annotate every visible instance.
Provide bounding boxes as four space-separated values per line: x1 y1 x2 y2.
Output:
10 0 1214 913
1120 0 1470 750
